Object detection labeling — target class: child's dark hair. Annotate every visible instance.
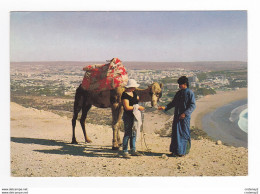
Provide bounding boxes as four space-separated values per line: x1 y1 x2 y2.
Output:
177 76 189 88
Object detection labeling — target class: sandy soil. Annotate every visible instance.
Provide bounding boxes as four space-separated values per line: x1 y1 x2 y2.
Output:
10 89 248 177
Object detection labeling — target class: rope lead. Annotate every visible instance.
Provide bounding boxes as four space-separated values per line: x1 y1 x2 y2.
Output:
140 112 151 154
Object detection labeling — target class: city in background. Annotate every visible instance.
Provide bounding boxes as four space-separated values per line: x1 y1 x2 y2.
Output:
10 61 247 124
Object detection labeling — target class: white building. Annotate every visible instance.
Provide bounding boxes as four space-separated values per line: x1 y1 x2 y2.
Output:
188 75 199 83
165 83 179 90
190 82 196 88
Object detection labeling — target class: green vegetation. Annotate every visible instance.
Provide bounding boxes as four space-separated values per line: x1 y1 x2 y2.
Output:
11 81 67 97
195 87 216 96
196 68 247 90
167 91 176 97
160 77 177 84
190 126 214 141
154 123 214 142
229 80 247 88
202 69 247 82
208 69 247 77
196 72 207 81
11 86 65 96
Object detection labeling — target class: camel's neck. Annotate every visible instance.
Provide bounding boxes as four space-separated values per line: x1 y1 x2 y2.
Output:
135 88 151 102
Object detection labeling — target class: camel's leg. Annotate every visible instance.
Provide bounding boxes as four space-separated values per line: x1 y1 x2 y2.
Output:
72 111 80 144
111 103 124 150
80 104 92 143
71 86 84 144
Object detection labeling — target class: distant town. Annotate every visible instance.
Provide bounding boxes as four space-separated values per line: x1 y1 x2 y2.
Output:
10 61 247 107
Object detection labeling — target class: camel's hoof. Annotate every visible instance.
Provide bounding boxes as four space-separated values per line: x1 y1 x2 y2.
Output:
71 139 78 144
112 146 120 150
85 140 92 143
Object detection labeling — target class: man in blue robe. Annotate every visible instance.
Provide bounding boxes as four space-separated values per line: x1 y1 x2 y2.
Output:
159 76 196 157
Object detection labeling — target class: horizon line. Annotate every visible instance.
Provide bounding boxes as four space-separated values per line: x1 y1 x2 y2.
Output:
10 60 247 63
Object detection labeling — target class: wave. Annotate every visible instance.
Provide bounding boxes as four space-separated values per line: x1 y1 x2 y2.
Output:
202 99 248 147
229 104 247 122
238 108 248 133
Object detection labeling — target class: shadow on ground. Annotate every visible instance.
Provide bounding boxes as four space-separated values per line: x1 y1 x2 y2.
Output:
11 137 164 158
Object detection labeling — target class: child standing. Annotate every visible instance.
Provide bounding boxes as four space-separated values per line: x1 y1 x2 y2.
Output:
121 79 145 158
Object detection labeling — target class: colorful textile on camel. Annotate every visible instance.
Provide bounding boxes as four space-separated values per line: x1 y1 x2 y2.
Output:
81 58 128 91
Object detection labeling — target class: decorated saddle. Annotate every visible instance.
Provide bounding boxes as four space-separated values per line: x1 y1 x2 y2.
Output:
81 58 128 91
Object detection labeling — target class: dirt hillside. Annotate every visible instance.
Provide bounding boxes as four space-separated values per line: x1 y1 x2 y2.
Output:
10 102 247 177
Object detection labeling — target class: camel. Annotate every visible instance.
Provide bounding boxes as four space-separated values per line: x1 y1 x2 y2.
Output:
71 82 163 150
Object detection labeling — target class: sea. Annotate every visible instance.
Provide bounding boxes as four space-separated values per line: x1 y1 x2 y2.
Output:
230 104 248 134
202 99 248 148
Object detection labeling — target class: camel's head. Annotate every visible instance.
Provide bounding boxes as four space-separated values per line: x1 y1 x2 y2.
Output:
149 82 163 107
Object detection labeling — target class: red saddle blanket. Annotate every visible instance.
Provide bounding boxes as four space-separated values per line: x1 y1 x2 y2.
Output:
81 58 128 91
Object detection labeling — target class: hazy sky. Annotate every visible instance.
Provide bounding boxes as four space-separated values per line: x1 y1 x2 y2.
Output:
10 11 247 62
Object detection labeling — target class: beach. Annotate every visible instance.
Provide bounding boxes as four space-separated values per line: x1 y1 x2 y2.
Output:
10 88 248 177
191 88 247 129
202 99 247 147
191 88 247 147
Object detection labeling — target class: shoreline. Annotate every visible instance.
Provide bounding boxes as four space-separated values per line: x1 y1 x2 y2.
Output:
191 88 248 130
202 99 248 147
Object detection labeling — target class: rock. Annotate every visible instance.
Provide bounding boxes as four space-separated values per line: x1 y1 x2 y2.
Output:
177 162 185 169
161 154 168 159
216 140 222 145
193 163 199 167
177 164 184 169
